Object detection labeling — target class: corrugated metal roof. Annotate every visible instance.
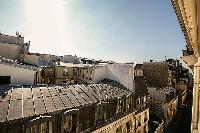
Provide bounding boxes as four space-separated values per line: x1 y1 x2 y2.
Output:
0 83 132 123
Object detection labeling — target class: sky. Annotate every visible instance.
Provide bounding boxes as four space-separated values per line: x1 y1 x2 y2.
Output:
0 0 186 63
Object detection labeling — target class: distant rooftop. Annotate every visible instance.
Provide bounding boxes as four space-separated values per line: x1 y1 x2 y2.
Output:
0 56 38 71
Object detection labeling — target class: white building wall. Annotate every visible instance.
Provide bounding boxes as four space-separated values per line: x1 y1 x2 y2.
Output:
93 66 108 83
86 64 135 91
24 54 51 66
0 64 36 85
24 54 40 66
0 42 20 60
107 64 134 91
0 34 24 45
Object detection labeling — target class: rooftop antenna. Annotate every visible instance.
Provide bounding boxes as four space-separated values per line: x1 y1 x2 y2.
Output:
16 31 19 35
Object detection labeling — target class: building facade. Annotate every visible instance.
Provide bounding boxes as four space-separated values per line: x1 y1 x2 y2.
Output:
0 32 30 62
0 82 149 133
171 1 200 131
0 57 38 85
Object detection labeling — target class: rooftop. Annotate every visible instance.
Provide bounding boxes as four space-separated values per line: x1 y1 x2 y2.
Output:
0 83 132 123
0 56 38 71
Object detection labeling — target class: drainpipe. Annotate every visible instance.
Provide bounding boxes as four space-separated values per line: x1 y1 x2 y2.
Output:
192 57 200 129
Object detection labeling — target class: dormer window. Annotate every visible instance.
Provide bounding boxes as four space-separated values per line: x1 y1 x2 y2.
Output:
126 96 132 110
144 96 147 103
61 114 77 133
136 115 141 128
63 69 69 76
48 69 54 76
116 98 124 115
24 116 52 133
95 105 105 125
60 109 79 133
73 69 77 75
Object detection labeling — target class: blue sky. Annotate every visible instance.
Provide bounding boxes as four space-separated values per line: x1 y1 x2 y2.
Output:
0 0 186 63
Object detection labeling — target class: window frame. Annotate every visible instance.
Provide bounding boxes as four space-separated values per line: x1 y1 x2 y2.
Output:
60 109 79 133
24 115 52 133
95 104 106 125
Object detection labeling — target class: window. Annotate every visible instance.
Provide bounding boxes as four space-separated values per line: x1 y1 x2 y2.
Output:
144 111 148 122
63 69 69 76
144 96 147 103
126 121 132 133
137 98 141 105
62 114 77 133
138 115 141 125
136 116 141 128
95 106 105 124
73 69 76 75
132 119 135 130
116 99 124 115
88 71 93 80
48 69 54 76
25 121 50 133
126 96 132 110
116 126 122 133
137 129 141 133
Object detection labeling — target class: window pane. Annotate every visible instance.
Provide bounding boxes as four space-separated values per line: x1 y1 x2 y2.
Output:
41 122 49 133
63 115 73 133
31 124 40 133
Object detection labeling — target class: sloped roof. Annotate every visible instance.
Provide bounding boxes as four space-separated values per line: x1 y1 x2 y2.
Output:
0 83 132 123
0 56 38 71
143 62 169 87
99 79 127 90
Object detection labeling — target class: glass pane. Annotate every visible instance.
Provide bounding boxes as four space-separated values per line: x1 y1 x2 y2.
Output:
31 124 40 133
41 122 49 133
63 115 73 133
